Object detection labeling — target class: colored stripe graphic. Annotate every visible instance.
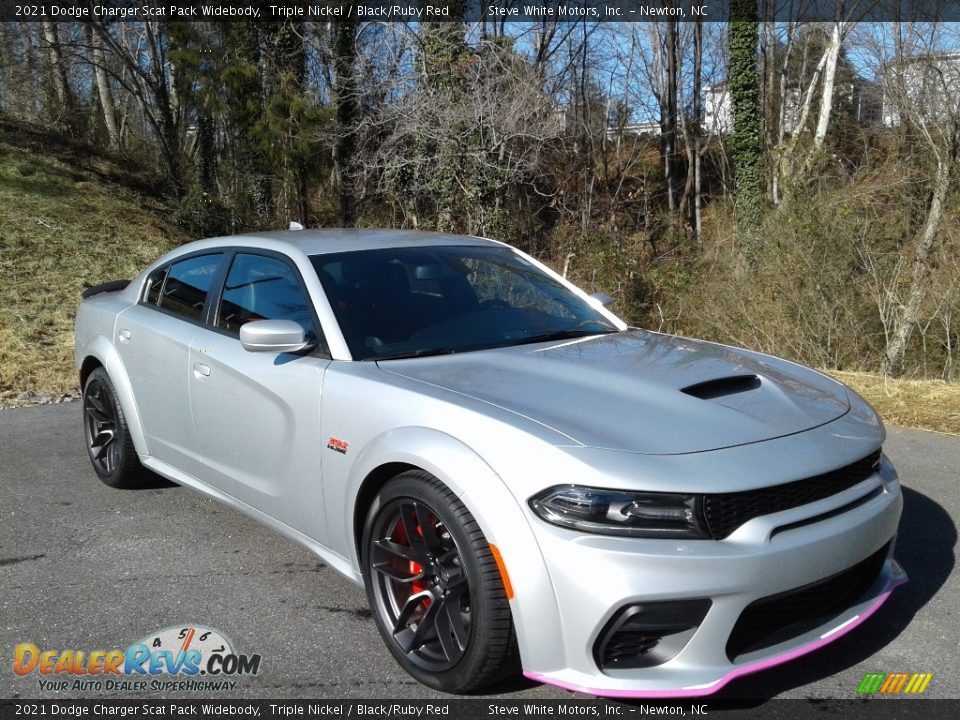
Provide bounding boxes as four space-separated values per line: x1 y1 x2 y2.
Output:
857 672 933 694
857 673 886 694
881 672 908 693
904 674 933 694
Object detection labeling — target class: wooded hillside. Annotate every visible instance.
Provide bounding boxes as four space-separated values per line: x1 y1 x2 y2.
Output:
1 9 957 379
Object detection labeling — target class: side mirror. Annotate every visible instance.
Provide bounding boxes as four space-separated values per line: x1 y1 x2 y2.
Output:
240 319 310 353
589 292 614 309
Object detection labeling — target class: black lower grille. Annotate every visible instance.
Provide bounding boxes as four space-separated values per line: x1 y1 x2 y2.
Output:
603 632 661 666
726 541 891 660
595 599 711 672
703 450 881 539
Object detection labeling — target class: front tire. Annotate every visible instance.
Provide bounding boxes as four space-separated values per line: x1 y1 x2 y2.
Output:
82 367 145 488
361 470 517 693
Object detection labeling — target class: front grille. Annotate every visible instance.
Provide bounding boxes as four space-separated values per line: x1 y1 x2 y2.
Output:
726 540 890 660
702 450 881 539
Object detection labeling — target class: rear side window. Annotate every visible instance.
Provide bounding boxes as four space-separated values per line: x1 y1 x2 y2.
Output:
217 253 316 338
143 267 168 305
158 254 223 321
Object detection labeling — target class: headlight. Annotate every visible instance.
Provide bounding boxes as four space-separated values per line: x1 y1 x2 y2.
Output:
529 485 708 539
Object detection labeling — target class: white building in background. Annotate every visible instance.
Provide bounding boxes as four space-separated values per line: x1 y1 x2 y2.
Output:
881 52 960 127
704 84 732 134
576 54 958 142
605 121 662 140
702 78 881 135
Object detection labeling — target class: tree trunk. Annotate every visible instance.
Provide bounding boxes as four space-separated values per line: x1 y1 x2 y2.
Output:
771 21 795 205
266 22 309 225
664 19 678 213
781 48 828 188
332 12 359 226
40 21 74 128
762 8 777 154
89 26 121 151
693 21 703 243
197 112 217 196
882 153 955 376
678 110 694 221
809 20 844 156
0 24 7 114
141 21 183 195
728 1 763 230
420 1 468 232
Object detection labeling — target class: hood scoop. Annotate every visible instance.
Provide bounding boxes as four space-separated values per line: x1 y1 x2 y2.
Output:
681 374 761 400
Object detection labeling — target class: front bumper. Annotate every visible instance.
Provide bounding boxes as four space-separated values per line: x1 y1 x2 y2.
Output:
520 456 905 697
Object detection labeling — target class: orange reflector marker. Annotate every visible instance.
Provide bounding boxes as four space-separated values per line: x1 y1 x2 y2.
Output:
488 543 514 600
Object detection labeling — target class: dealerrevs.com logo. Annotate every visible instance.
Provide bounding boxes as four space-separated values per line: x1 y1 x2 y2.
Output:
857 672 933 695
13 625 261 692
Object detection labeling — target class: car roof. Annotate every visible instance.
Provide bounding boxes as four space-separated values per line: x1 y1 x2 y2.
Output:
221 228 503 256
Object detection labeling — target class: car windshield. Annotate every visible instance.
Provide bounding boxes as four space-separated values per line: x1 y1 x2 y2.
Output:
310 246 619 360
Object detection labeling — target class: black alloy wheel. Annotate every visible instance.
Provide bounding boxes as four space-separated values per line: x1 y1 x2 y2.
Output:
82 367 144 488
362 471 517 692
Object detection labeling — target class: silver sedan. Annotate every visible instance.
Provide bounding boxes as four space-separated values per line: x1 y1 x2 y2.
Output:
74 229 905 697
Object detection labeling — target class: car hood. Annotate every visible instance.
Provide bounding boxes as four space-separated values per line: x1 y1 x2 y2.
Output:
379 330 850 455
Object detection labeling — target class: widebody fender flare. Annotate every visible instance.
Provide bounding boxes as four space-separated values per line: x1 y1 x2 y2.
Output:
78 335 149 458
341 426 565 672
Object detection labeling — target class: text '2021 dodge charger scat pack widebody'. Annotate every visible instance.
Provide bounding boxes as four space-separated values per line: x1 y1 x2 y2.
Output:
75 229 905 697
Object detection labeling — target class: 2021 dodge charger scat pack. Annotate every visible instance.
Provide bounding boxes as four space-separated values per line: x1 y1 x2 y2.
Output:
75 229 905 697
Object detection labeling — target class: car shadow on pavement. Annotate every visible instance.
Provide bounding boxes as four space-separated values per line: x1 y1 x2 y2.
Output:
706 486 955 703
493 486 954 703
131 469 178 490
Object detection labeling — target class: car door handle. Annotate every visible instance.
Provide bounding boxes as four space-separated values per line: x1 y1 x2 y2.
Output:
193 362 211 378
118 329 131 343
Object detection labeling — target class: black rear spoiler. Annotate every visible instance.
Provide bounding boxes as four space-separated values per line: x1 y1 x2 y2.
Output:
81 279 131 299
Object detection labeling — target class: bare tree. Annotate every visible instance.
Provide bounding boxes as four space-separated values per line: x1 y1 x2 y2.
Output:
626 20 683 219
878 24 960 375
91 21 187 193
0 24 44 121
811 13 845 152
771 17 799 205
692 20 703 240
663 18 679 213
327 13 360 226
366 37 562 238
87 25 121 151
40 21 76 129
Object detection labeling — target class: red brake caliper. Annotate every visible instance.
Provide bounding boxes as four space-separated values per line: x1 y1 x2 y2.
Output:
395 517 429 599
409 523 428 601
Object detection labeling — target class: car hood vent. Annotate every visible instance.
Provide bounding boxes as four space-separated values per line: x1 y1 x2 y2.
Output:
681 374 761 400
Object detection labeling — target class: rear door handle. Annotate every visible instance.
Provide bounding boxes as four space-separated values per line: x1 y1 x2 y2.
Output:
118 329 131 343
193 362 211 378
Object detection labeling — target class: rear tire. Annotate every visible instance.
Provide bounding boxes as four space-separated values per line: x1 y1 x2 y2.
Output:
361 470 518 693
82 367 145 488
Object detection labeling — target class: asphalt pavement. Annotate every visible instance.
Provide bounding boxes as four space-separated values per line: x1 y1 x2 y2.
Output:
0 403 957 702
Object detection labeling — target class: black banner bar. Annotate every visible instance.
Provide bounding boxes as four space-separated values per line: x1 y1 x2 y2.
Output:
2 700 960 720
1 1 958 24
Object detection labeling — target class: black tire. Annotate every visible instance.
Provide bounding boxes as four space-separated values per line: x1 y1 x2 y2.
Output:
361 470 518 693
82 367 145 488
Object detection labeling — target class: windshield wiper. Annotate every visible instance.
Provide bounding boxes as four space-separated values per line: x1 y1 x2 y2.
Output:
375 329 616 359
375 347 457 361
509 328 616 347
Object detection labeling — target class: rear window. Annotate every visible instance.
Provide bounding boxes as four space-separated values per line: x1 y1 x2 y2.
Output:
143 267 167 305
